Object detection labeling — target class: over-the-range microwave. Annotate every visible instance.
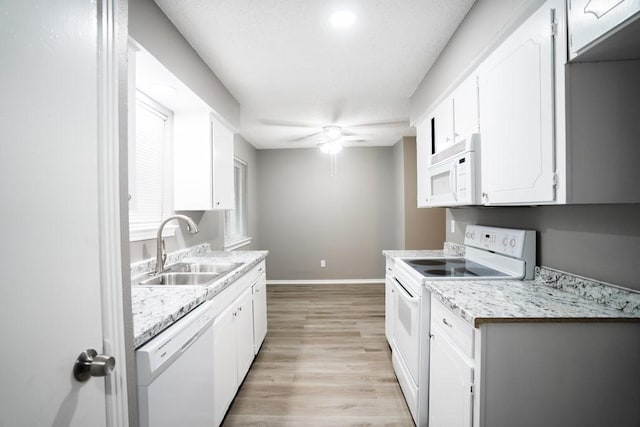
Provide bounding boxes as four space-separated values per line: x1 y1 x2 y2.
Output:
425 133 480 207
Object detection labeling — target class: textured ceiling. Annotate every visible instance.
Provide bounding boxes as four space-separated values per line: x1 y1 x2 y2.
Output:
153 0 475 148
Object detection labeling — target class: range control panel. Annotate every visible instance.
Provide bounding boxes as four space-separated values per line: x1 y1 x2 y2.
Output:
464 225 535 259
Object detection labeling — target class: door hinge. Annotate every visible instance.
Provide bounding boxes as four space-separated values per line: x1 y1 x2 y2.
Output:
550 9 558 37
552 172 559 188
470 385 474 395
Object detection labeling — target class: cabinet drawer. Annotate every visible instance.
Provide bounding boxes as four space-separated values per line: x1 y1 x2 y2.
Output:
246 260 266 284
431 298 474 359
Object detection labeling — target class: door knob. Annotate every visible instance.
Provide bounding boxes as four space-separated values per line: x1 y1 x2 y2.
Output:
73 349 115 382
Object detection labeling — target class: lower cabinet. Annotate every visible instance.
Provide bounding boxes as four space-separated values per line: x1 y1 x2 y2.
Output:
428 324 473 427
213 261 267 426
252 273 267 353
430 296 640 427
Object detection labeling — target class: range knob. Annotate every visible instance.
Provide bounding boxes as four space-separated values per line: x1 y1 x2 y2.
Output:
502 237 509 246
510 238 516 247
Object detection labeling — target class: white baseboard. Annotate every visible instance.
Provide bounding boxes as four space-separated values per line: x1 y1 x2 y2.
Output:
266 279 385 285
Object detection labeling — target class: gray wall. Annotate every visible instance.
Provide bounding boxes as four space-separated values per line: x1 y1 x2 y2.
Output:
412 0 640 291
402 137 445 250
257 147 396 280
392 140 406 250
129 0 240 129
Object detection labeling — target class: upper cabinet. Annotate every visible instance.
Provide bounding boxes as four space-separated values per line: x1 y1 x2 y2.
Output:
477 0 561 205
568 0 640 60
174 111 234 211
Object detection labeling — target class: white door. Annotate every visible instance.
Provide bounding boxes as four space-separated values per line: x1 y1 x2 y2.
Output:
433 98 454 152
479 0 559 205
252 274 268 353
453 74 480 142
213 304 238 426
236 287 256 382
428 326 474 427
0 1 125 426
415 117 431 208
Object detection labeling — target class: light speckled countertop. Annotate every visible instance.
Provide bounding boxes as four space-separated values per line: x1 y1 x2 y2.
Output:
131 246 268 348
384 246 640 327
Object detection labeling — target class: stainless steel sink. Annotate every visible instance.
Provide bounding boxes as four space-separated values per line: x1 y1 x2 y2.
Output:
138 272 220 286
136 261 242 286
166 261 242 275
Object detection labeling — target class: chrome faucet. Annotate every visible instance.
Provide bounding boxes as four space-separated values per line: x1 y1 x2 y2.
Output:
155 214 200 274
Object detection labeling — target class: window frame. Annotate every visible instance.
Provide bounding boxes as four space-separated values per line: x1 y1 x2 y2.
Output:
224 157 251 250
128 90 176 242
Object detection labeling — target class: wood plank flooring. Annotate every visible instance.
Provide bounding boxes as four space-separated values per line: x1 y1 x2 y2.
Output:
222 284 414 427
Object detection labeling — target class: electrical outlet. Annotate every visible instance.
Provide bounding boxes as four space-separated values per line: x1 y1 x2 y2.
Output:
450 220 456 233
320 259 326 268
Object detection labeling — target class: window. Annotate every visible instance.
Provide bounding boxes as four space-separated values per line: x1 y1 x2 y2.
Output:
128 91 174 241
224 158 251 250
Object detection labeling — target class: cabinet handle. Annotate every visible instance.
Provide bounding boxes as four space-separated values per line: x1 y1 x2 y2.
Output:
238 306 242 312
442 318 453 328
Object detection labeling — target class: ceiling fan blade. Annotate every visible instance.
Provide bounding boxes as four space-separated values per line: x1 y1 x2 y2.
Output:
288 131 324 143
346 120 410 128
261 118 320 129
342 135 371 141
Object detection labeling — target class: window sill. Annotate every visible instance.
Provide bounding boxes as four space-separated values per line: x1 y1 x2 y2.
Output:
129 223 178 242
224 237 252 251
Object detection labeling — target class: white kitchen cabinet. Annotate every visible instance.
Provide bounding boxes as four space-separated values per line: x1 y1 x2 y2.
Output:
568 0 640 59
430 297 640 427
252 273 267 354
235 287 255 382
174 111 234 211
212 261 268 426
212 302 237 426
431 75 479 154
428 325 473 427
478 0 561 205
452 74 480 143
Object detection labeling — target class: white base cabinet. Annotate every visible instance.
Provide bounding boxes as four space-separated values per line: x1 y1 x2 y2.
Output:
211 260 267 426
430 297 640 427
252 272 267 353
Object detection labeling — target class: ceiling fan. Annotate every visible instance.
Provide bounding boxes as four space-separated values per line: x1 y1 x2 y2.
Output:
261 119 410 149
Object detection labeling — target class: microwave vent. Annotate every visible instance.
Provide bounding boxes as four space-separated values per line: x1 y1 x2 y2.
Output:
430 134 478 166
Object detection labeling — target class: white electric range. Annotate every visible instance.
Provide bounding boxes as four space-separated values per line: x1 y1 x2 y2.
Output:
388 225 536 426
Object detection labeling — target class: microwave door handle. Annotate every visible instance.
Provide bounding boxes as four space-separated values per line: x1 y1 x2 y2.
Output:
449 161 458 201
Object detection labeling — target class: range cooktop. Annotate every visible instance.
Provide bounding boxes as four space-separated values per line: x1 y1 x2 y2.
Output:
403 257 510 279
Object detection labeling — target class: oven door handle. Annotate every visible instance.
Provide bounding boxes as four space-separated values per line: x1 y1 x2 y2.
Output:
393 277 420 303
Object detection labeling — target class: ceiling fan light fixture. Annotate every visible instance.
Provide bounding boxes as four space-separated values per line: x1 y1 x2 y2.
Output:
329 10 356 28
322 125 342 140
320 141 343 155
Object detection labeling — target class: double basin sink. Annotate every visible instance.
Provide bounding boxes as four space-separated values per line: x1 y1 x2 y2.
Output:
137 261 242 286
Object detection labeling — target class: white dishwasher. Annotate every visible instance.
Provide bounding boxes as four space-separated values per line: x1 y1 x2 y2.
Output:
136 299 216 427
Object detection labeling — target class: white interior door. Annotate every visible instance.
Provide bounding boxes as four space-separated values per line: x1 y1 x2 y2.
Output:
0 1 124 426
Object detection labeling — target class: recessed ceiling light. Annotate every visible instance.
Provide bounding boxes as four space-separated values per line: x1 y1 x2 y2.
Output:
329 10 356 28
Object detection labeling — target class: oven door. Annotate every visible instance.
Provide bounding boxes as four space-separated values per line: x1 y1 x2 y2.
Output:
391 277 421 385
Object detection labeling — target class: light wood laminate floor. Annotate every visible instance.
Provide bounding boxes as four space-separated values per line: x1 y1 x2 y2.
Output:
222 283 414 427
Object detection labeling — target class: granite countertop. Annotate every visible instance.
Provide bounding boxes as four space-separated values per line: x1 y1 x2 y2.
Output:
131 246 268 348
384 246 640 328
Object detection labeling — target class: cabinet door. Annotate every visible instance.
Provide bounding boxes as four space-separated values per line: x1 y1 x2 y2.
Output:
384 276 395 346
211 116 234 210
235 287 255 383
252 274 268 354
415 117 431 208
174 111 213 210
433 98 454 153
213 304 238 426
453 74 479 142
479 2 558 205
428 325 474 427
569 0 640 58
